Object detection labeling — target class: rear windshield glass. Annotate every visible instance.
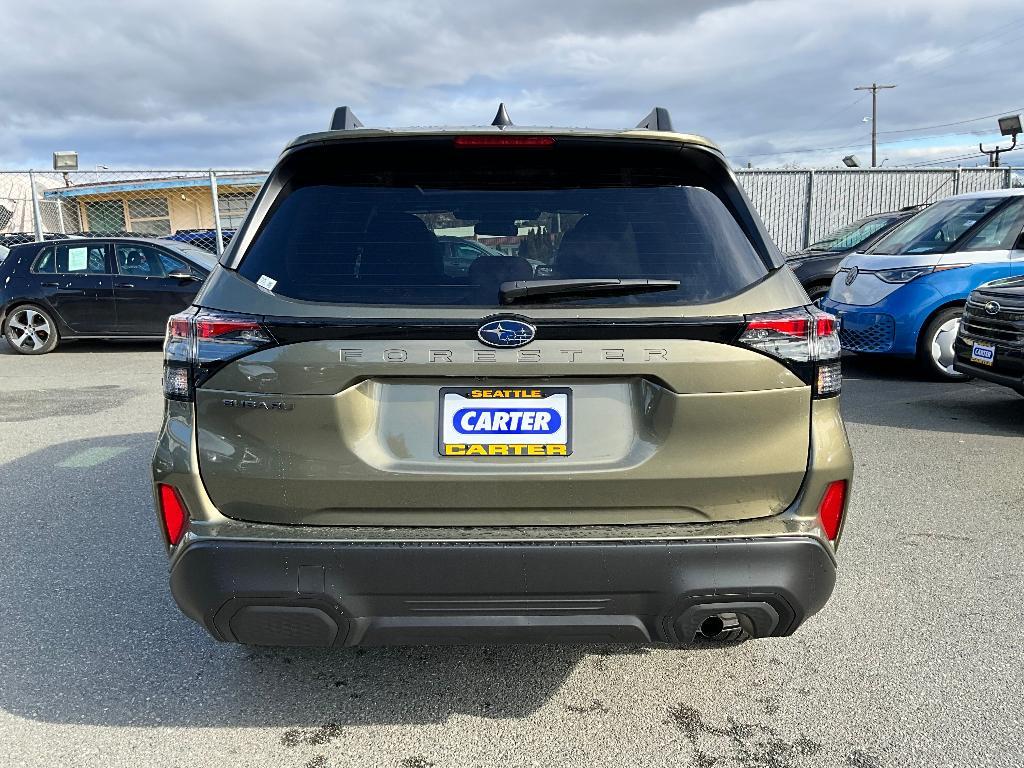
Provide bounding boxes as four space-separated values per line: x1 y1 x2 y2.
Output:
237 144 769 307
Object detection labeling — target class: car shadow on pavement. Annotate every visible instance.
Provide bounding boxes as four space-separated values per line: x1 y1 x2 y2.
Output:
0 434 659 728
0 339 163 356
841 355 1024 436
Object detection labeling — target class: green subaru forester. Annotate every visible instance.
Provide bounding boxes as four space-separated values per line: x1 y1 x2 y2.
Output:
152 105 853 647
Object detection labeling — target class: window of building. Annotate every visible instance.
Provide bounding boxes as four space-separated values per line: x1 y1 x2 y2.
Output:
84 200 127 232
218 193 255 228
126 197 172 236
83 197 171 236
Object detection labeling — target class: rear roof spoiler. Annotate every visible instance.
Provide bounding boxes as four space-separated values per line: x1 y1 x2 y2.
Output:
635 107 674 132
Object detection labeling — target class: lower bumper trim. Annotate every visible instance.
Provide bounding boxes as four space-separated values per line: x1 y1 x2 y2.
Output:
169 536 837 647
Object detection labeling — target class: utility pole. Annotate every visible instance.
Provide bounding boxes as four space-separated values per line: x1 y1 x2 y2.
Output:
854 83 897 167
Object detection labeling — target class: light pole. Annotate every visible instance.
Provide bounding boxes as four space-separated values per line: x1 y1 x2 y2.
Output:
980 115 1021 167
854 83 897 167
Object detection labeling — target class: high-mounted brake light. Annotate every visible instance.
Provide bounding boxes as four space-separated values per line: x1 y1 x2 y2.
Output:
162 310 275 401
818 480 847 541
738 307 842 397
453 135 556 148
157 483 189 546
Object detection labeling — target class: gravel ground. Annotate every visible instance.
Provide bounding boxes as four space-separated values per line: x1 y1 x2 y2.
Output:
1 341 1022 768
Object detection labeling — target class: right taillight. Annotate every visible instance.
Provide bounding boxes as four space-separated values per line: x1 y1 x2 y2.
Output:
163 309 275 401
818 480 847 541
738 307 842 398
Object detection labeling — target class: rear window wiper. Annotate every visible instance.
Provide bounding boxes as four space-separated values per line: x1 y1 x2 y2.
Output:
499 278 681 304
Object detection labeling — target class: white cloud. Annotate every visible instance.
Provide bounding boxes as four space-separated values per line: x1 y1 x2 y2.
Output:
0 0 1018 168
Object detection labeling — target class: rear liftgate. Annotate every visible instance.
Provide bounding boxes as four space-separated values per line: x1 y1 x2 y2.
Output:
161 306 841 645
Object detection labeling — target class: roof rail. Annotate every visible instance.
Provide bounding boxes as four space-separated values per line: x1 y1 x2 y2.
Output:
635 107 674 132
330 106 364 130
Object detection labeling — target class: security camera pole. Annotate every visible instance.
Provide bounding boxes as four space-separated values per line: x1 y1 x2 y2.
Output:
854 83 896 167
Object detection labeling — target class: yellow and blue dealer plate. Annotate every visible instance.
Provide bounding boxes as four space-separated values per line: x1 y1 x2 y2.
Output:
439 386 572 457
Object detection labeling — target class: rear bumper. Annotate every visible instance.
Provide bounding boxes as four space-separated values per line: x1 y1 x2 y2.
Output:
954 333 1024 393
170 535 837 646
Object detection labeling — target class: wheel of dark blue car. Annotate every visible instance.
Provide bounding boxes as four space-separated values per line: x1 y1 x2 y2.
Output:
4 304 60 355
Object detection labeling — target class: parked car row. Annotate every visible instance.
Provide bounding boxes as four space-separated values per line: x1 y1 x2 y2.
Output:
819 190 1024 383
781 189 1024 397
6 186 1024 401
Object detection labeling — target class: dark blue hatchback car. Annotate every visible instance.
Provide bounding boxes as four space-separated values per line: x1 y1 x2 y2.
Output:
0 237 215 354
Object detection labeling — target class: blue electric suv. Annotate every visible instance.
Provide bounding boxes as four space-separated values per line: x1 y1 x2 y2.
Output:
822 189 1024 379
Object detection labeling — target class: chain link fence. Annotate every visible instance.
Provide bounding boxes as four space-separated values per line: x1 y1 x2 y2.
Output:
0 170 266 254
1 166 1018 257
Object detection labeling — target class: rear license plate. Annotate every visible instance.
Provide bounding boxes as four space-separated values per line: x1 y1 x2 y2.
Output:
439 386 572 457
970 340 996 366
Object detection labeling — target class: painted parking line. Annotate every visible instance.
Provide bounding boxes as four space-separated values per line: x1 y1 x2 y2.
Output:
56 446 134 468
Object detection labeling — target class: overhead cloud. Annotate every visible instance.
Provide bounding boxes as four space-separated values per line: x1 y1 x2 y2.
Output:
0 0 1020 169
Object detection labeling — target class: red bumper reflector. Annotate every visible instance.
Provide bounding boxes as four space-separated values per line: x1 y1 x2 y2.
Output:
157 484 189 546
818 480 847 541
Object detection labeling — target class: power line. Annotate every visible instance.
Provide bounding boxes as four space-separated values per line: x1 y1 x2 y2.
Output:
877 106 1024 136
874 129 996 148
805 94 869 132
906 152 991 168
735 127 996 162
737 137 872 160
906 154 975 168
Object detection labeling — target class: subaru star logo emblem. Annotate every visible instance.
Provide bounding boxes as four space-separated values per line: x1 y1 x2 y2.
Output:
845 267 859 286
477 318 536 348
984 301 1001 316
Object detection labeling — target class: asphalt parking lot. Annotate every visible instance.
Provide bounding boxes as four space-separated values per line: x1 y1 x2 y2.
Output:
1 341 1022 768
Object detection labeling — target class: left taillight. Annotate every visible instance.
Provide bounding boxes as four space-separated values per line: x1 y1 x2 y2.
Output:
737 307 842 398
157 483 189 546
163 309 275 401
